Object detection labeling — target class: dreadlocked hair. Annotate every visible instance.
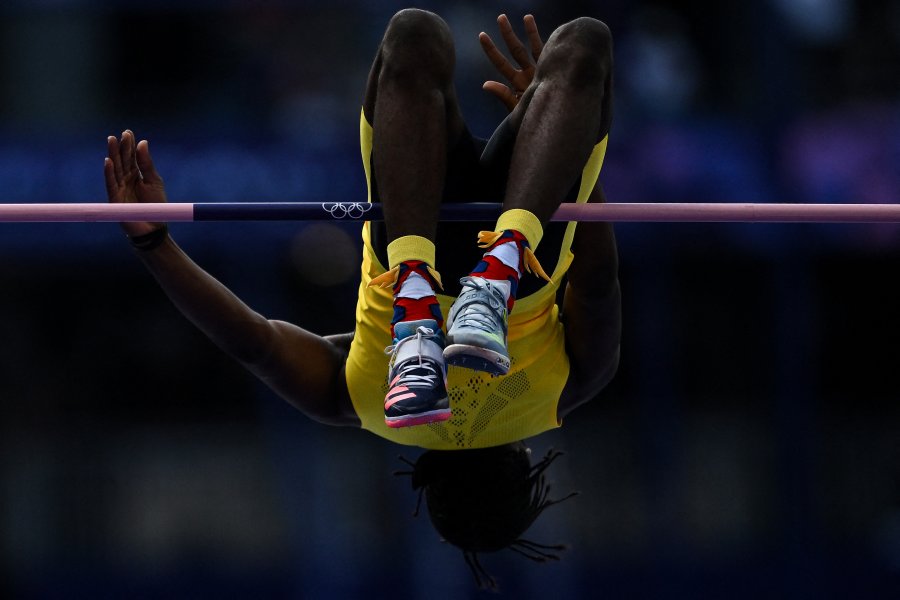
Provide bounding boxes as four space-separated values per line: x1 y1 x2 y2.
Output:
394 442 579 592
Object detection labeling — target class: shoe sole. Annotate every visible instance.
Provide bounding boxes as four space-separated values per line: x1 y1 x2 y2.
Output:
443 344 510 375
385 407 452 428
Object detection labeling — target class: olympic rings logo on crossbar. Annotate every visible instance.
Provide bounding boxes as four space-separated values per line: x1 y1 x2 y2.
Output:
321 202 373 219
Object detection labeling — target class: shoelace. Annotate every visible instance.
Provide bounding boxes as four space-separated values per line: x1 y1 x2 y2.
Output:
452 277 506 333
385 327 441 389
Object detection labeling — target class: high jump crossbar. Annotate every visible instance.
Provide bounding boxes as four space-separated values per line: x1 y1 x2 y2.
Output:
0 202 899 223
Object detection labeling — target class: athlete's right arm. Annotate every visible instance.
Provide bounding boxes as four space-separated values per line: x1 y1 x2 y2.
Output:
104 131 359 427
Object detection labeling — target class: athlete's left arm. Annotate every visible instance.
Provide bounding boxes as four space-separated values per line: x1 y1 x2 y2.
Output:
557 186 622 418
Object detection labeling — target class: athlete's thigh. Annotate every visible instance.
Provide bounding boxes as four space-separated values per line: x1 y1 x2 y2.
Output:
368 126 488 277
561 186 621 398
361 39 468 144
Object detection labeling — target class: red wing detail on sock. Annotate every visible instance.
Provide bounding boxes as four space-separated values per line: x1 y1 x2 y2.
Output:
470 230 530 311
393 296 442 325
395 260 439 290
390 260 444 338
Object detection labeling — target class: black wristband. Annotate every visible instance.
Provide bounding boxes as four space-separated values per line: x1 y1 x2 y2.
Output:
128 225 169 251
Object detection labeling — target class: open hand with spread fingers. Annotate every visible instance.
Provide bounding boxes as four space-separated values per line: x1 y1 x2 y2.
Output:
479 14 544 111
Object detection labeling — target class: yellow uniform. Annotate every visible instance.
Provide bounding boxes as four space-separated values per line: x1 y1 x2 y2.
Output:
346 111 608 449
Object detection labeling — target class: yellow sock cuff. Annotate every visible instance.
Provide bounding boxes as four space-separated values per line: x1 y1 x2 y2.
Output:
386 235 436 270
496 209 544 250
371 235 442 290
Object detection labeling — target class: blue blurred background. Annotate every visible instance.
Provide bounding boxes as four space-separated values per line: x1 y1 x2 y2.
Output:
1 0 899 598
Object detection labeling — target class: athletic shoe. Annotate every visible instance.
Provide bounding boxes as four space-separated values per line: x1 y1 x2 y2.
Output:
384 319 450 428
444 276 511 375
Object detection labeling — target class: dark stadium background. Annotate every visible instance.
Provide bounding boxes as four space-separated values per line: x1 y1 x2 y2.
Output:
1 1 898 598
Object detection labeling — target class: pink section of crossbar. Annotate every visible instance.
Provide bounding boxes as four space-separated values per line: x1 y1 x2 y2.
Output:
0 203 195 222
554 202 900 222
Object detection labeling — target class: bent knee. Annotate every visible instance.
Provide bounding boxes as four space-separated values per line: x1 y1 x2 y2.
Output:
381 9 455 74
385 8 451 40
557 17 613 51
539 18 612 84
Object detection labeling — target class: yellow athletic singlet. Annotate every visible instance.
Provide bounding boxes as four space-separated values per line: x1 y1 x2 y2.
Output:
346 110 607 449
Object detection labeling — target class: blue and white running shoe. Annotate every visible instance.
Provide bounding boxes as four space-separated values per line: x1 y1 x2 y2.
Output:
384 319 450 428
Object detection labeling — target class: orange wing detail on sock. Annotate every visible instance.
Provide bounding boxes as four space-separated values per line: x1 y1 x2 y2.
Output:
368 265 400 289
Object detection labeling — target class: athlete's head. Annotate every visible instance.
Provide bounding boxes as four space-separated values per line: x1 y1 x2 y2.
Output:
396 442 577 590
